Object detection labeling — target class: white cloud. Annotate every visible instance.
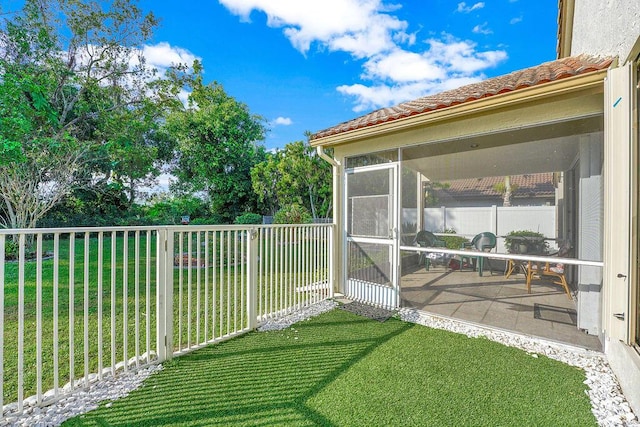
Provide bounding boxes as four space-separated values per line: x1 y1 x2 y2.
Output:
363 49 446 82
337 82 431 112
142 42 200 73
427 37 506 73
340 35 507 111
141 43 199 106
218 0 409 57
219 1 507 112
456 2 485 13
510 16 523 24
177 89 191 106
337 76 484 112
273 116 293 126
472 22 493 35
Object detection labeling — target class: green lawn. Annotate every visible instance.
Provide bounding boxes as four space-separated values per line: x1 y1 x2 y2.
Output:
2 232 325 404
63 308 596 426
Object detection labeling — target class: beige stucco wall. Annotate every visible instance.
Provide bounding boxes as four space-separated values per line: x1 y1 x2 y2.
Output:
571 0 640 62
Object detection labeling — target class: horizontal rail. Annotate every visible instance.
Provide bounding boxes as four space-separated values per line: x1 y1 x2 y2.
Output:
0 223 332 235
400 245 604 268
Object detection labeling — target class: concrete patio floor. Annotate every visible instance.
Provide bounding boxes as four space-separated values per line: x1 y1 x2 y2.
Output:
400 263 602 351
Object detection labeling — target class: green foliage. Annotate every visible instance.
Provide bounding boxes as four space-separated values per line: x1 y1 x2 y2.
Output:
250 151 281 215
0 0 185 229
3 239 19 261
143 194 210 225
493 182 519 194
273 203 312 224
251 141 332 218
504 230 548 254
424 181 450 207
440 228 470 249
166 66 266 223
189 216 225 225
234 212 263 225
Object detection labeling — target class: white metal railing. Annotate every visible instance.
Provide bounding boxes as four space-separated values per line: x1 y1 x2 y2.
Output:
0 224 333 418
399 245 604 268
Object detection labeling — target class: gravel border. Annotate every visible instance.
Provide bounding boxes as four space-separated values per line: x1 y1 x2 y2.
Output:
5 299 637 426
2 364 163 427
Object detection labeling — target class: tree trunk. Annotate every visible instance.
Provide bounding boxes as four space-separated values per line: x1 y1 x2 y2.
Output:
503 176 512 207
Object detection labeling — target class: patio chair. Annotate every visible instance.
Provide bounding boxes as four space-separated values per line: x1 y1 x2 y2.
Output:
414 230 447 271
526 241 573 299
460 232 497 276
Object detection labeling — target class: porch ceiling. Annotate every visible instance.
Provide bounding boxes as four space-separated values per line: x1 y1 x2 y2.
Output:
402 115 603 180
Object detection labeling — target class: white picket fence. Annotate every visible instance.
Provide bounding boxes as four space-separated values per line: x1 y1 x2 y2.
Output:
0 224 333 417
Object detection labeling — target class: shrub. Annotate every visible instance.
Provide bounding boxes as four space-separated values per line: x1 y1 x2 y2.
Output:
440 228 469 249
504 230 548 254
4 239 19 260
273 204 312 224
234 212 263 225
189 214 227 225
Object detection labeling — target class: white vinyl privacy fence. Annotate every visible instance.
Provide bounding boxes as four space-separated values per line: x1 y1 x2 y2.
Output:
403 205 556 251
0 224 333 417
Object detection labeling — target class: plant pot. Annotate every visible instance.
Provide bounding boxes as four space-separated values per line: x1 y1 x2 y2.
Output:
518 244 528 254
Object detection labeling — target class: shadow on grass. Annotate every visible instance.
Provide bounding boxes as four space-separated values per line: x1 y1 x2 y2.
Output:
64 310 414 426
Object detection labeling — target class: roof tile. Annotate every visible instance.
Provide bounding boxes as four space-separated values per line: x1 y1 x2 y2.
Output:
312 54 613 140
432 174 555 201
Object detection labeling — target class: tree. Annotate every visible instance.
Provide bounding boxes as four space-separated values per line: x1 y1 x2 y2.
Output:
493 176 518 207
250 150 281 215
251 140 332 219
166 64 267 223
144 193 209 225
0 0 180 230
273 203 312 224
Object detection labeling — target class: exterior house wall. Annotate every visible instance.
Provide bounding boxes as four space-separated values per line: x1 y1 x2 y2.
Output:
603 60 639 414
568 0 640 413
570 0 640 61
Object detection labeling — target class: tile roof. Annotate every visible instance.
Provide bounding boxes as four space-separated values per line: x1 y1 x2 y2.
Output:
434 173 555 200
311 54 613 141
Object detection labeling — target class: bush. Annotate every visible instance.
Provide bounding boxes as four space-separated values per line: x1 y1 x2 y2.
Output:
4 239 18 260
189 214 227 225
234 212 263 225
273 204 312 224
440 228 469 249
504 230 548 254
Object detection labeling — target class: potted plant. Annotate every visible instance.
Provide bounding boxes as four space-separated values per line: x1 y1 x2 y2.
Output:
504 230 548 254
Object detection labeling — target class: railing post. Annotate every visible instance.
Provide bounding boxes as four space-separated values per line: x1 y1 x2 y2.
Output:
247 228 258 330
156 228 174 362
329 224 335 299
165 230 174 359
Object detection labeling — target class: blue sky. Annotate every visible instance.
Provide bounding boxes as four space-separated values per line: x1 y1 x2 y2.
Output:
141 1 558 150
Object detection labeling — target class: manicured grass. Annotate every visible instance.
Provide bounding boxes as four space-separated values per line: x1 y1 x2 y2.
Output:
64 309 596 426
2 233 324 404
